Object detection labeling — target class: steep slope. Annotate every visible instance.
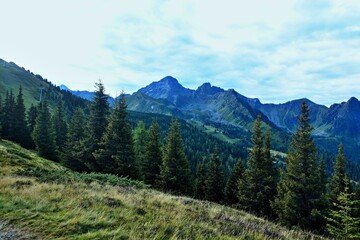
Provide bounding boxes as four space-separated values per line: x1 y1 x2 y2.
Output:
0 58 88 114
324 97 360 139
129 77 291 152
253 98 329 134
0 140 325 239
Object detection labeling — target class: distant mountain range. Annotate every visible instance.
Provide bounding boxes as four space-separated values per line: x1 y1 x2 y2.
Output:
61 75 360 162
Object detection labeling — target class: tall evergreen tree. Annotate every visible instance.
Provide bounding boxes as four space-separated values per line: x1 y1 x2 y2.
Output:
238 116 276 217
12 86 32 147
326 181 360 239
32 99 57 160
133 121 148 178
94 94 138 178
2 90 15 139
143 121 162 186
63 108 88 171
205 146 224 203
52 102 68 152
273 101 324 230
160 120 192 194
27 104 38 135
224 159 244 205
195 160 207 200
328 144 349 210
85 80 110 171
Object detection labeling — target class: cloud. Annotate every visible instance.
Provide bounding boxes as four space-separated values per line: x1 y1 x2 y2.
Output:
0 0 359 105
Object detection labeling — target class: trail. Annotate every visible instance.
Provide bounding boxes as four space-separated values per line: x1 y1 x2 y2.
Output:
0 220 38 240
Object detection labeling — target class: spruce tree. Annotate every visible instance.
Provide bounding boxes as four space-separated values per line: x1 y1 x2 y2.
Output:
27 104 38 135
63 108 88 171
160 120 192 194
133 121 148 178
2 90 15 139
205 146 224 203
52 102 68 152
238 116 276 217
85 80 109 171
326 181 360 239
143 121 162 186
12 86 32 148
195 160 207 199
94 94 138 178
32 99 57 160
273 101 324 229
328 144 349 210
224 159 244 205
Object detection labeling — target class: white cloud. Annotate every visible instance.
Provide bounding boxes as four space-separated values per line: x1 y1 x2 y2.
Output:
0 0 359 105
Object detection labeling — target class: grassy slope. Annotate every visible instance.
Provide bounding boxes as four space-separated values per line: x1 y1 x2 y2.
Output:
0 140 325 240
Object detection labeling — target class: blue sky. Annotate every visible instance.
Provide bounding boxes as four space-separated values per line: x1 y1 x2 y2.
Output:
1 0 360 106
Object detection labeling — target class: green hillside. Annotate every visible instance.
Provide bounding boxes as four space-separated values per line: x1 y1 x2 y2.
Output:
0 58 88 114
0 140 325 239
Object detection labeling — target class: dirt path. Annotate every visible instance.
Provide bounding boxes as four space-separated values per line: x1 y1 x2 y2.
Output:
0 221 38 240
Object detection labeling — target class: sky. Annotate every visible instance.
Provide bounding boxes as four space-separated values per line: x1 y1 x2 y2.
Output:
1 0 360 106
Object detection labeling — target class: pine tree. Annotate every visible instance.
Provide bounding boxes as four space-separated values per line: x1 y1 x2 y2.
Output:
238 116 276 217
52 102 68 152
262 128 278 217
94 94 138 178
27 104 38 135
12 86 33 148
273 101 324 229
2 90 15 139
133 121 148 178
326 181 360 239
328 144 349 210
160 120 192 194
63 108 88 171
143 121 162 186
32 99 57 160
84 80 110 171
205 146 224 203
195 160 207 199
224 159 244 205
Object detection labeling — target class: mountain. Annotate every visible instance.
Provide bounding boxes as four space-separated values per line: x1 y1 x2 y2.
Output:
0 58 88 114
250 98 329 134
60 84 116 105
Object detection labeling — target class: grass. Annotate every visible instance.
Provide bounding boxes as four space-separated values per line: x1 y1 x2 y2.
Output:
0 140 326 239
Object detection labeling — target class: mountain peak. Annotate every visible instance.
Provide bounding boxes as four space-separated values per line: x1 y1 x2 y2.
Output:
159 76 180 85
196 82 224 95
59 84 71 91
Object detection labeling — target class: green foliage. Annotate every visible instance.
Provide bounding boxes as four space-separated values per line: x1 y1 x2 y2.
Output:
26 104 38 134
133 121 148 179
326 182 360 239
84 80 110 171
224 159 244 205
238 116 277 217
160 120 193 194
63 108 88 171
328 144 349 210
205 146 224 203
94 94 138 178
52 102 68 152
12 86 33 148
273 101 325 230
142 121 162 186
194 160 207 199
32 99 58 160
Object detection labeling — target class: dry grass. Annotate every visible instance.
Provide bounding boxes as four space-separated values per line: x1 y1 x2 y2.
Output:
0 140 327 239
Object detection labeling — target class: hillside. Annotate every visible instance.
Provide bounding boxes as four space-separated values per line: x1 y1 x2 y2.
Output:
0 140 325 240
0 58 88 115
